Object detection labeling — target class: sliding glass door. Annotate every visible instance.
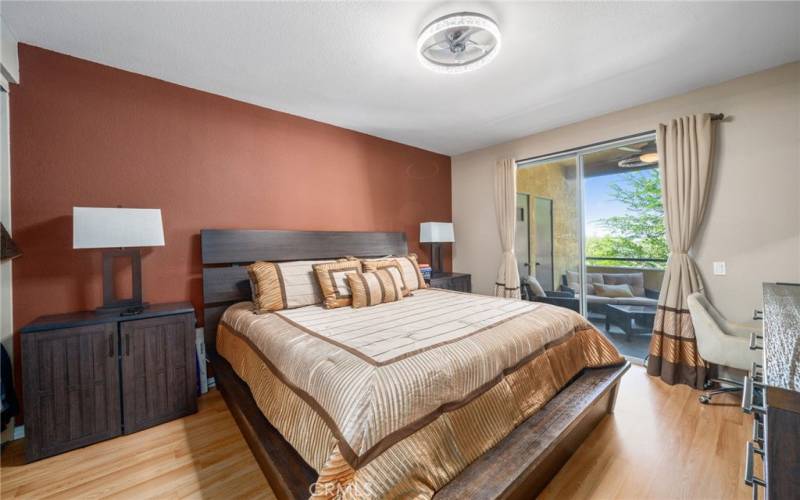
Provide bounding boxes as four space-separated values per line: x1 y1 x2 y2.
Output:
517 133 664 361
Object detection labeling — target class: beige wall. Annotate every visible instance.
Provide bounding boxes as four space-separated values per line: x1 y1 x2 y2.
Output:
452 62 800 322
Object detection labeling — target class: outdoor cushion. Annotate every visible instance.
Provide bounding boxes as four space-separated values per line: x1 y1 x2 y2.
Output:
603 272 646 297
566 271 604 294
580 294 658 307
594 283 634 298
523 275 547 297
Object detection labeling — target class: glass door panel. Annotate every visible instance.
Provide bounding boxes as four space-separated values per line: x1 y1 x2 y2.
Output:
517 157 581 311
582 136 664 360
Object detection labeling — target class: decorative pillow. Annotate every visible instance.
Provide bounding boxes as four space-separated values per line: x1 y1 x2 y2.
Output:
248 259 333 313
364 254 427 291
593 283 634 298
346 269 404 308
603 272 645 297
362 260 410 296
566 271 604 295
523 275 547 298
312 260 363 309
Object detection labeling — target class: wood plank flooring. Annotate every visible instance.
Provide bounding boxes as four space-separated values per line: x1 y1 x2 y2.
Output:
1 365 757 499
540 365 757 499
1 390 275 499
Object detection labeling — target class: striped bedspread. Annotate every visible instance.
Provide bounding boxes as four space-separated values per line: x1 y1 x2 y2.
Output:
217 288 622 499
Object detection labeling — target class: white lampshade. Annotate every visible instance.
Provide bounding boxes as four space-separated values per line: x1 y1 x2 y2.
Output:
420 222 454 243
73 207 165 249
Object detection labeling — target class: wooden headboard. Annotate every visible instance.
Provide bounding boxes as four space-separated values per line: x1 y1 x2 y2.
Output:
201 229 408 349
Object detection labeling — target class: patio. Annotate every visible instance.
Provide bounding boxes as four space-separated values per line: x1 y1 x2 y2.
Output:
588 311 652 361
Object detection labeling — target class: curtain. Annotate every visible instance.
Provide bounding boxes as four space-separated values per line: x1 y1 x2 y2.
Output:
493 158 521 299
647 113 715 388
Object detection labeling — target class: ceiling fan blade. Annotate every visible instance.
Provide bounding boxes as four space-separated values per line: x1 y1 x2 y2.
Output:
449 27 476 44
466 40 490 52
421 39 451 54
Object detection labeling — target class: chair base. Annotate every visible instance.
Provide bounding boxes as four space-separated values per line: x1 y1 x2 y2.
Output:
699 377 742 404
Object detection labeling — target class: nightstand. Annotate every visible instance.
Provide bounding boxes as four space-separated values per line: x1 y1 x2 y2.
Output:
20 302 197 461
427 272 472 293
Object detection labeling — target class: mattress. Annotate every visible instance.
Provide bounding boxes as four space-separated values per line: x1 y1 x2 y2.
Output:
216 288 623 498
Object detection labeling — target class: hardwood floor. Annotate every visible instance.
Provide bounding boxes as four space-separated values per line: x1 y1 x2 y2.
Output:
1 365 756 499
540 365 757 499
1 391 275 499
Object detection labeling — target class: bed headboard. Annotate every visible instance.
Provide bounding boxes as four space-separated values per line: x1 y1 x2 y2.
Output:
201 229 408 349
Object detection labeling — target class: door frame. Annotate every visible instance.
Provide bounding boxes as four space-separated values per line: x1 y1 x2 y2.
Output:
515 192 531 281
533 196 555 291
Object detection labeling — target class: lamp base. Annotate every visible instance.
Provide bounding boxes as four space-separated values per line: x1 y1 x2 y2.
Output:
428 243 444 274
99 248 146 315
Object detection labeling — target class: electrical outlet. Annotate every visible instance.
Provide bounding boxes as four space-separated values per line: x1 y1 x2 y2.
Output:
713 261 726 276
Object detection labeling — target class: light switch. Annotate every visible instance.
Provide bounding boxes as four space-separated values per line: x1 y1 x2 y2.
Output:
713 261 726 275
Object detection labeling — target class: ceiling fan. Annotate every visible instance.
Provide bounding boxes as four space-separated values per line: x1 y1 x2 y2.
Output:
417 12 501 74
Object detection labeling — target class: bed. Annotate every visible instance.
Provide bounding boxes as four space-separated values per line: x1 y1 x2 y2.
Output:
201 229 629 499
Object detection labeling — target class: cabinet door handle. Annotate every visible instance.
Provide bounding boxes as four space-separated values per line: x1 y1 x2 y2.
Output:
108 335 114 357
744 441 766 490
748 331 763 351
125 333 130 356
741 376 766 415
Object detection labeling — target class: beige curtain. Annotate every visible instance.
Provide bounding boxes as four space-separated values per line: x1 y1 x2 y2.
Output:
647 113 715 388
493 158 520 299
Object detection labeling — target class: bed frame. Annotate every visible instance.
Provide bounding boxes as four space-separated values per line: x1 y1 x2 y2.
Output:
201 229 630 499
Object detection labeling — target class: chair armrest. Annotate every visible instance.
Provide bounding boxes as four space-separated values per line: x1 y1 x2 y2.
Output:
533 295 580 312
546 290 575 298
723 320 762 339
560 285 576 295
645 288 660 299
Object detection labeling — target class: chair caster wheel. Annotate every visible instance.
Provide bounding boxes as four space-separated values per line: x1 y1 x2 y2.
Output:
699 395 710 404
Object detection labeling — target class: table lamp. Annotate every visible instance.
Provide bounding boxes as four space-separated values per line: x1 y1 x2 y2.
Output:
73 207 164 314
420 222 454 275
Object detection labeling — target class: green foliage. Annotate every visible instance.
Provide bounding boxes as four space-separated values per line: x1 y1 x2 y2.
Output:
586 169 668 269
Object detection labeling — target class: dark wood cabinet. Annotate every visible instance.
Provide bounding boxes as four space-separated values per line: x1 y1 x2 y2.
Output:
744 284 800 499
21 303 196 461
121 314 197 434
427 272 472 293
22 323 121 460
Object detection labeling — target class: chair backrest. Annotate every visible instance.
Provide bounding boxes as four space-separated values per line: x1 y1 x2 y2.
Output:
687 292 726 359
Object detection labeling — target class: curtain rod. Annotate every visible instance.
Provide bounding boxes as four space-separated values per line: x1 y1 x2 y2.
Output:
711 113 725 121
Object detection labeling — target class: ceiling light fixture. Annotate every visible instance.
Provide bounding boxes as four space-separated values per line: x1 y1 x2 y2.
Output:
618 152 659 168
639 153 659 163
417 12 501 74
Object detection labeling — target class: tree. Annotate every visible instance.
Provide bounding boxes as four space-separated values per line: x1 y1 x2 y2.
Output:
585 169 667 269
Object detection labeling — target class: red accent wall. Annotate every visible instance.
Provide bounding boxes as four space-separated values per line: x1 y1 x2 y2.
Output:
9 45 451 417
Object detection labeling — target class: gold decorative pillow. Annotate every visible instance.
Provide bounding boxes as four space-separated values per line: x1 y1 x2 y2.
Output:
347 269 404 308
363 254 427 292
247 260 333 313
312 260 363 309
361 260 410 296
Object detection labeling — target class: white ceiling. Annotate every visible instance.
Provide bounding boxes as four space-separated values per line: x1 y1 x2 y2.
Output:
2 1 799 156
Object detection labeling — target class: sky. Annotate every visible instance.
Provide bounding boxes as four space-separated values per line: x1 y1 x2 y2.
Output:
584 173 631 238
